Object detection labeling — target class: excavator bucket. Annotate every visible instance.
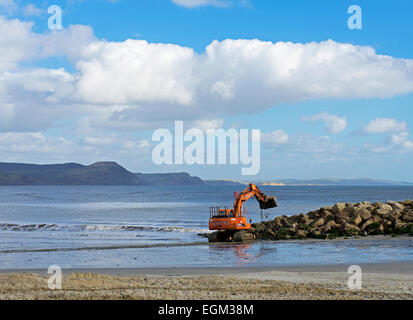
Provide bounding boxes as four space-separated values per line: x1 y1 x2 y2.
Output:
258 195 277 210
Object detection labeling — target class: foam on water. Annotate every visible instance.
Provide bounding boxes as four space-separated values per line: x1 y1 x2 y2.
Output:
0 222 211 234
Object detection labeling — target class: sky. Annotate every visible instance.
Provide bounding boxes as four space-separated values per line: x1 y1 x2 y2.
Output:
0 0 413 181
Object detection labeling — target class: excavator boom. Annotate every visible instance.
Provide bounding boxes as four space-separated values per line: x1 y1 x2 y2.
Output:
209 183 277 231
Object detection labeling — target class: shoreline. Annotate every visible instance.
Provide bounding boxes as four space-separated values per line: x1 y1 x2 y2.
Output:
0 234 411 254
1 260 413 276
1 261 412 299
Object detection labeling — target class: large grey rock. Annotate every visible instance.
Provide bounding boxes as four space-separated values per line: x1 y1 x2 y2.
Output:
298 215 311 225
332 203 346 214
321 209 334 220
233 231 256 242
344 206 356 216
350 214 362 226
320 220 340 233
208 231 233 242
367 223 384 234
295 230 308 239
376 203 393 213
359 209 372 220
360 219 374 231
313 218 325 227
340 222 360 234
394 222 407 230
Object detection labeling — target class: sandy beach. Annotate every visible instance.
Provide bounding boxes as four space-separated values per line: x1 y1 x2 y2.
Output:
1 262 412 300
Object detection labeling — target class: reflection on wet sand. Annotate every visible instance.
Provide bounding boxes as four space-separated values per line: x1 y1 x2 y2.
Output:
209 243 278 265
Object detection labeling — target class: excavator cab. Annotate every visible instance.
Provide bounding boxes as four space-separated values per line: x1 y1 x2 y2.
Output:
209 184 277 231
209 206 251 230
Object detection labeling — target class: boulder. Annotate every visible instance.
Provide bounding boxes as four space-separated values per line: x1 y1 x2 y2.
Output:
233 230 256 242
402 213 413 223
335 214 350 224
403 200 413 206
279 216 290 226
313 218 325 227
320 220 340 233
321 209 334 220
340 222 360 234
295 230 308 239
208 231 233 242
382 219 392 227
321 206 333 211
377 203 393 212
359 209 372 220
344 206 356 216
350 214 363 226
308 211 321 219
360 219 374 231
332 203 346 214
392 202 405 211
394 222 407 230
367 223 384 234
298 215 311 225
372 215 382 223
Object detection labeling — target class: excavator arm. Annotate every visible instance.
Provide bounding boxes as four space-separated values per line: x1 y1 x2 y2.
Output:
233 184 277 218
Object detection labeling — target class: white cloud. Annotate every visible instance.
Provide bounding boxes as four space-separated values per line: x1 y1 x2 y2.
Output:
192 119 224 133
22 3 43 16
0 0 17 14
364 117 407 133
0 16 37 71
2 14 413 134
0 16 95 72
390 132 413 151
262 129 289 145
0 130 152 166
363 118 413 153
0 67 77 131
1 15 413 166
71 38 413 127
303 112 347 134
76 40 196 106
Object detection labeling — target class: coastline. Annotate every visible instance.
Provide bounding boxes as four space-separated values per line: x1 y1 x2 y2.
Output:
1 260 412 300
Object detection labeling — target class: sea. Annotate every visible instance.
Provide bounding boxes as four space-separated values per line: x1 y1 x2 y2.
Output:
0 185 412 269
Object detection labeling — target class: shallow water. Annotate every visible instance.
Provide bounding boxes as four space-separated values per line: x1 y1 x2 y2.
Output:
0 185 412 269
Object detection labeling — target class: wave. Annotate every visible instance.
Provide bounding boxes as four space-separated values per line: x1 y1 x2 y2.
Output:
157 226 211 234
16 193 55 201
0 222 211 234
32 201 198 210
0 241 210 254
0 223 60 231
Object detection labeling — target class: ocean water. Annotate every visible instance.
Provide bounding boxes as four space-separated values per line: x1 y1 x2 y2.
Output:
0 185 412 269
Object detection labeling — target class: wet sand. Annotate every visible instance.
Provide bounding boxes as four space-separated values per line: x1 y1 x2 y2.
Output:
1 262 412 300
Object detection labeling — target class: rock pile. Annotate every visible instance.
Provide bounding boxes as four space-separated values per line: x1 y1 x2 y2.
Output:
207 200 413 242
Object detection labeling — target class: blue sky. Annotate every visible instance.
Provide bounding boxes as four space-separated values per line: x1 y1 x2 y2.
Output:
1 0 413 181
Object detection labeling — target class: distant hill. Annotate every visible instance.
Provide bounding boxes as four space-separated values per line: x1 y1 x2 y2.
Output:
0 162 139 185
0 162 204 186
256 178 413 186
0 161 412 186
206 178 413 187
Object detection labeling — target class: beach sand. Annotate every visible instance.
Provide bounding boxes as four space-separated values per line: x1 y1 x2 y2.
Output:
1 262 412 300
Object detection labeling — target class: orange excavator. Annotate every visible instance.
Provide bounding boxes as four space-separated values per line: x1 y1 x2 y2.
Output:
209 183 277 231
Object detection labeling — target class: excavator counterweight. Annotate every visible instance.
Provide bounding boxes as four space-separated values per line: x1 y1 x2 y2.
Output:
209 183 277 231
